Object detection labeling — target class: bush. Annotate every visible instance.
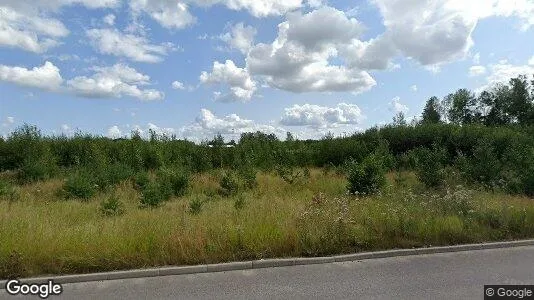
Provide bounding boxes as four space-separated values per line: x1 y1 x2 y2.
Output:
414 146 446 189
275 164 307 185
100 195 125 216
94 163 134 191
0 179 13 197
132 172 150 191
219 171 239 197
189 197 203 215
157 168 189 197
17 155 57 184
237 165 257 190
346 154 386 195
63 171 97 200
140 181 166 208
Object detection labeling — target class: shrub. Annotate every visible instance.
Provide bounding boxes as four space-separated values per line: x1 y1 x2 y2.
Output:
93 163 134 191
237 165 257 190
219 171 239 197
132 172 150 191
17 155 57 184
414 146 446 189
63 171 97 200
189 197 203 215
345 155 386 195
275 164 307 185
157 168 189 197
100 195 125 217
140 181 166 208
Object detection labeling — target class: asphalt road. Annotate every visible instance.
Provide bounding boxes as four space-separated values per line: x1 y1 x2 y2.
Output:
3 246 534 300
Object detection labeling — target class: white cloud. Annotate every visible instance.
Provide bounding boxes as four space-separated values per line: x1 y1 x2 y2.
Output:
478 58 534 92
0 6 68 53
129 0 196 29
172 81 185 90
180 108 284 142
388 97 409 114
246 7 376 94
219 23 257 54
86 28 173 63
67 64 164 101
200 60 257 102
410 85 418 92
107 125 122 139
280 103 365 128
194 0 305 18
0 61 63 90
103 14 115 26
469 65 487 77
0 0 119 53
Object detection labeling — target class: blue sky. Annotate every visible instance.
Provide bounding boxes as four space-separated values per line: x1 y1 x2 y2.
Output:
1 0 534 141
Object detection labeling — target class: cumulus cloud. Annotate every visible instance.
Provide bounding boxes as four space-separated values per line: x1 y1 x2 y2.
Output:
246 7 376 94
0 61 63 90
200 60 257 102
219 23 256 54
478 58 534 92
67 64 164 101
280 103 364 128
388 97 409 114
172 81 185 90
469 65 487 77
86 28 173 63
129 0 196 29
411 85 418 92
0 0 118 53
2 116 15 127
180 108 284 141
107 125 122 139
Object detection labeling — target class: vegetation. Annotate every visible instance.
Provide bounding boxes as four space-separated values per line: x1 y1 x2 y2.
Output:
1 73 534 278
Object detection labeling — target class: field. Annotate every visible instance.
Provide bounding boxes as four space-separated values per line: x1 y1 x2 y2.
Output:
2 168 534 279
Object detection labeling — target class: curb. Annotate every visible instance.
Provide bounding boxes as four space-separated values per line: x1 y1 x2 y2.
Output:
2 239 534 289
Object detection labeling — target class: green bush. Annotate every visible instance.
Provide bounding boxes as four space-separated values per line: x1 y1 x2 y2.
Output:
94 163 134 191
17 152 58 184
237 165 257 190
345 154 386 195
219 171 240 197
414 146 446 189
100 195 125 216
140 181 166 208
275 164 307 185
63 171 97 200
0 179 13 197
132 172 150 191
157 168 189 197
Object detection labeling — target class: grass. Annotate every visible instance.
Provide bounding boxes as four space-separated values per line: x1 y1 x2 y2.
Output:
1 168 534 279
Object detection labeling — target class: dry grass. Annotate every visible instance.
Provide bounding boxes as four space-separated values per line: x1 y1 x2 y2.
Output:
1 169 534 279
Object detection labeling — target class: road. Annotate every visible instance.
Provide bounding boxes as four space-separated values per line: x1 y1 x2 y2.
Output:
3 246 534 299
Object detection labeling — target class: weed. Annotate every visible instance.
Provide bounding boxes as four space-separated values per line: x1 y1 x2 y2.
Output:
100 195 125 217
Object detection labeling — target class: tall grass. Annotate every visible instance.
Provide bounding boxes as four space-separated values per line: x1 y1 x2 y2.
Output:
1 170 534 279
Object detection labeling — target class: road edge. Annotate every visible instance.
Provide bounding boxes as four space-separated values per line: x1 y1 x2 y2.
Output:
2 239 534 289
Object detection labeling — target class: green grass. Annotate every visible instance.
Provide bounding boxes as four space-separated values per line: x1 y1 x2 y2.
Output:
1 169 534 279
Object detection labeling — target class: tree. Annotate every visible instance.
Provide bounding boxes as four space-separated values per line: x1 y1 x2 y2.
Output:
508 75 533 125
444 88 479 125
392 112 407 126
421 96 442 124
481 84 512 126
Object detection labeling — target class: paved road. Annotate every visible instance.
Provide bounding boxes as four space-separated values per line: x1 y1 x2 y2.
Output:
3 246 534 299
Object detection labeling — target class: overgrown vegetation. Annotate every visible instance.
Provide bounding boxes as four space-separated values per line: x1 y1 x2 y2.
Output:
1 74 534 278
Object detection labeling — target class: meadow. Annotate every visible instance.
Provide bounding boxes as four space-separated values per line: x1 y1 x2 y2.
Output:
2 166 534 279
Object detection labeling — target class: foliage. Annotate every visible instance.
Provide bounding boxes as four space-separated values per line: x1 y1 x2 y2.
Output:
345 154 386 195
140 181 166 208
189 197 203 215
219 171 240 197
63 170 97 200
414 146 447 189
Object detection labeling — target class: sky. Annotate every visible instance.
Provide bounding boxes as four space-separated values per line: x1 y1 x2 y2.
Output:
1 0 534 142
